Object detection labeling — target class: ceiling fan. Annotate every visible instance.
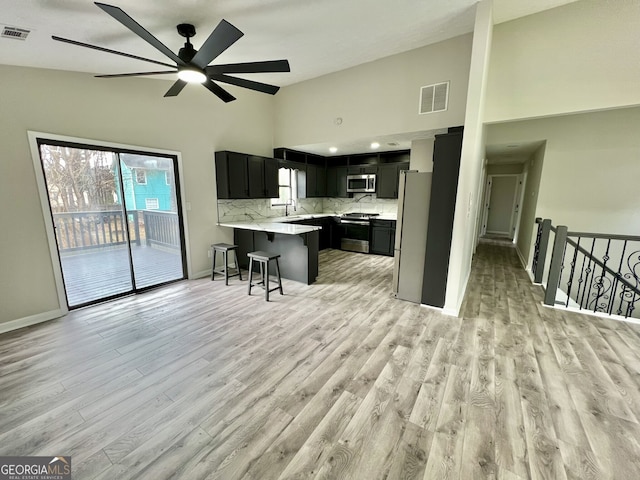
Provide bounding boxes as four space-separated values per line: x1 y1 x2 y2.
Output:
52 2 290 102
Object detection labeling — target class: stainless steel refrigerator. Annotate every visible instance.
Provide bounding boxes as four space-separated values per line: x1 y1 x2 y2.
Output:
393 170 432 303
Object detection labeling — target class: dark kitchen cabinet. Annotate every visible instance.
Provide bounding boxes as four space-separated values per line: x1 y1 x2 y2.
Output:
348 165 378 175
248 155 264 198
421 130 463 308
304 164 327 198
348 154 378 174
249 155 279 198
326 165 348 197
289 216 336 250
216 151 249 199
215 151 279 199
263 157 279 198
376 162 410 199
370 219 396 256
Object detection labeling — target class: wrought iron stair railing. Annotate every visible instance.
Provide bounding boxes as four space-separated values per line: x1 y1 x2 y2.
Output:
532 218 640 319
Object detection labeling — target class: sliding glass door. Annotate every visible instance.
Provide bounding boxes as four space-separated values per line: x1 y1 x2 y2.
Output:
38 140 186 308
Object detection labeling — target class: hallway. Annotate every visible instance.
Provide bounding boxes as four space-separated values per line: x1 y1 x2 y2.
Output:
1 244 640 478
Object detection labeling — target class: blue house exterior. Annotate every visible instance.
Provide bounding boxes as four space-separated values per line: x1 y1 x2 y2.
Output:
119 155 175 212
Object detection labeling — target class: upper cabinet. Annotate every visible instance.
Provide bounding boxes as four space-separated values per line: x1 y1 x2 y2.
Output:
376 162 410 199
376 151 410 199
326 165 348 197
274 147 411 199
305 154 327 198
215 151 279 199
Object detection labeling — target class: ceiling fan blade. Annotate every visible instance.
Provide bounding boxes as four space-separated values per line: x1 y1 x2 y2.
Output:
203 79 236 103
96 70 176 78
95 2 185 66
209 73 280 95
52 35 176 68
164 79 188 97
206 60 290 74
191 20 244 69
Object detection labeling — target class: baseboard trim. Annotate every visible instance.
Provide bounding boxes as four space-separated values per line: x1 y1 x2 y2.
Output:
191 269 213 280
515 245 527 269
514 245 537 282
0 309 66 335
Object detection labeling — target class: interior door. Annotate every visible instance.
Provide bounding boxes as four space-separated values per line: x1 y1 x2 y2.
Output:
486 175 519 237
38 141 186 308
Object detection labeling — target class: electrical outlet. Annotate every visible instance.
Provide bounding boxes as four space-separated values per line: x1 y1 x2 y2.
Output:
207 249 212 258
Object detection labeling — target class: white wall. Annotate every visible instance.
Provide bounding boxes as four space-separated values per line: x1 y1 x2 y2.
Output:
487 106 640 254
0 65 275 328
515 144 545 268
486 0 640 123
275 34 473 148
444 0 493 315
410 138 435 172
487 163 524 175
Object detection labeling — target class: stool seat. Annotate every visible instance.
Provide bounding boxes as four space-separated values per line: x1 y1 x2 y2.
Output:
247 251 280 261
247 251 283 301
211 243 242 285
212 243 237 251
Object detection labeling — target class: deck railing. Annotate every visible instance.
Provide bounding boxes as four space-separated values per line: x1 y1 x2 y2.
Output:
53 210 179 252
532 218 640 319
141 210 181 249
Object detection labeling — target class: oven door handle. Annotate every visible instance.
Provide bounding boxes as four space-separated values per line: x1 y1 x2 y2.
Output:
340 220 369 225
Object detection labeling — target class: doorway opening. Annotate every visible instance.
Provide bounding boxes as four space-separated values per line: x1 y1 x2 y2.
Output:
35 137 187 309
480 173 524 243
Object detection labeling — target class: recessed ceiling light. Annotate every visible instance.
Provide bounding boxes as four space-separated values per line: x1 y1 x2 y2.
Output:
329 147 338 154
507 144 519 148
371 142 380 149
177 68 207 84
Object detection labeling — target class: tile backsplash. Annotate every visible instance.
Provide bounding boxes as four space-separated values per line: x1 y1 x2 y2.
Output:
217 194 397 222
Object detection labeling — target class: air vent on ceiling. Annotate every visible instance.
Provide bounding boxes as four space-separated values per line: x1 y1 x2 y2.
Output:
419 81 449 115
1 26 30 40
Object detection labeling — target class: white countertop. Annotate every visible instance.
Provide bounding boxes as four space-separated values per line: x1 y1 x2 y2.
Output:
219 212 397 234
218 220 321 235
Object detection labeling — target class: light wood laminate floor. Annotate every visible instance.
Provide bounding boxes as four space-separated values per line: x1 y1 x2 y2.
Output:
2 244 640 479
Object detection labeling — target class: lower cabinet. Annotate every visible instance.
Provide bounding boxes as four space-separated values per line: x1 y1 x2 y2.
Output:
291 216 337 250
370 219 396 256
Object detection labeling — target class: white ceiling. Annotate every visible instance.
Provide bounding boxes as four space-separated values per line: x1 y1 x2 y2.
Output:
485 141 545 164
0 0 578 87
295 128 449 157
0 0 576 157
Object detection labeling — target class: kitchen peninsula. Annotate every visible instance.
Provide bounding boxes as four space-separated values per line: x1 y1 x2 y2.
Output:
218 219 321 285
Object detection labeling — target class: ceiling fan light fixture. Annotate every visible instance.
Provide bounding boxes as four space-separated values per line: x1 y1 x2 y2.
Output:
178 67 206 84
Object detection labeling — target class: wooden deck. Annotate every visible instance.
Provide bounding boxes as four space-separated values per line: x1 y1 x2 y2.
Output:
60 245 184 307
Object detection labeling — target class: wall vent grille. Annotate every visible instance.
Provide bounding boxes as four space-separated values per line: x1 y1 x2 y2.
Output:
2 26 30 40
419 81 449 114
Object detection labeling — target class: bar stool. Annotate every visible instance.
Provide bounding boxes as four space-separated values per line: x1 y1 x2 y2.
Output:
211 243 242 285
247 251 283 301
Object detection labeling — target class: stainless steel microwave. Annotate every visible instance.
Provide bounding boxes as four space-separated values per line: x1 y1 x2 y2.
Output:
347 174 376 193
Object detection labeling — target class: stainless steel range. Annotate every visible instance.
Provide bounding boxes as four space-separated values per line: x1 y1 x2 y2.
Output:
339 212 380 253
